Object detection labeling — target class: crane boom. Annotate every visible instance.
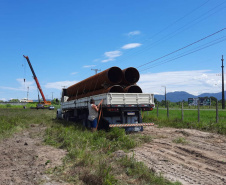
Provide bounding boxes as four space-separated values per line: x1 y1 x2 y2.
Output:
23 55 50 105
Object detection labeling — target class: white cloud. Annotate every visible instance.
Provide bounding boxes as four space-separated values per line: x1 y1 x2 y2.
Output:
101 50 122 63
71 72 78 75
138 70 223 96
93 59 100 62
128 30 141 36
104 50 122 58
83 65 96 68
122 43 142 50
45 81 78 90
0 78 35 92
101 58 114 63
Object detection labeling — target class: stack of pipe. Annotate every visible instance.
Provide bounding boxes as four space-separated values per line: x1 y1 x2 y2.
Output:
66 66 142 101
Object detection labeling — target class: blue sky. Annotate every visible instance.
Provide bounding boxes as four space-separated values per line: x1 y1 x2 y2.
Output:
0 0 226 101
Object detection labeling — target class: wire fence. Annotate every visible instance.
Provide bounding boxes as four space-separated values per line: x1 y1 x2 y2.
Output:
145 101 226 124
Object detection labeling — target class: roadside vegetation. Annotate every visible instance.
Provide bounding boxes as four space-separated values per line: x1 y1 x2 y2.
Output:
44 120 180 184
143 108 226 135
0 109 54 140
0 108 180 185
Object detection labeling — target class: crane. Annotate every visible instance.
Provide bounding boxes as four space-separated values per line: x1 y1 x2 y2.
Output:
23 55 51 106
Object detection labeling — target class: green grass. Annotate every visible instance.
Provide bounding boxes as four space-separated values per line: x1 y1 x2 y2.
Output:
172 137 188 145
44 121 175 184
0 108 179 185
143 108 226 135
0 108 54 139
0 103 60 109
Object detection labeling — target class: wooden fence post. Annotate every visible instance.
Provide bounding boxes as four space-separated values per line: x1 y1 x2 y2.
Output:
182 102 184 122
198 100 200 122
216 101 218 123
167 102 169 119
157 102 159 117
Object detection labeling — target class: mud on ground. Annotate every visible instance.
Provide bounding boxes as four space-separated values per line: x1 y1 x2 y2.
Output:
0 124 68 185
130 126 226 185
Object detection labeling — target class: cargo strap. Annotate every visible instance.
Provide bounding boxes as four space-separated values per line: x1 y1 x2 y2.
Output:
109 123 154 127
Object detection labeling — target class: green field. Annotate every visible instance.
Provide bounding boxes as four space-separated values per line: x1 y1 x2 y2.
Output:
143 108 226 135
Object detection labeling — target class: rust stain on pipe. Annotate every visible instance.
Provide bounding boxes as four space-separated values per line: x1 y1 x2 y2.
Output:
67 67 123 96
124 85 142 93
68 85 124 101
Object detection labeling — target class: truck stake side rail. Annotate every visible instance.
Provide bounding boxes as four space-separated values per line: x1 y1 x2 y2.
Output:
109 123 155 127
61 93 154 109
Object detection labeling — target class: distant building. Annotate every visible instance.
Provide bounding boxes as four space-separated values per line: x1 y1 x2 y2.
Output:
20 98 33 103
188 98 211 106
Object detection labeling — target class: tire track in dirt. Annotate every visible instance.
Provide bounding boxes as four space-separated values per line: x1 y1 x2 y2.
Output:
0 124 68 185
130 126 226 185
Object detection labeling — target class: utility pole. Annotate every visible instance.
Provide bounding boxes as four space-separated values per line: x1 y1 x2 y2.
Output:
162 86 166 108
91 69 101 74
51 92 54 100
27 86 29 100
222 55 225 109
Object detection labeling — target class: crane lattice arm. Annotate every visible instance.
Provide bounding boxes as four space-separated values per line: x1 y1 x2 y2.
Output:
23 55 48 104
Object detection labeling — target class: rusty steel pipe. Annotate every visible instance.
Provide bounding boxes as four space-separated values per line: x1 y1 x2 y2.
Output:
68 85 124 101
124 85 142 93
67 67 123 97
121 67 140 85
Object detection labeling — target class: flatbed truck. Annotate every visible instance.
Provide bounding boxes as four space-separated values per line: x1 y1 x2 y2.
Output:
57 92 155 131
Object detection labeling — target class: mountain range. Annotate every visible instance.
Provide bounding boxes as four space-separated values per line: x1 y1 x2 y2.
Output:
154 91 225 102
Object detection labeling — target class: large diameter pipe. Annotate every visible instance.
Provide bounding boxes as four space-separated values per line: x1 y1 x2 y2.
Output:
67 67 123 96
67 85 124 101
124 85 142 93
121 67 140 85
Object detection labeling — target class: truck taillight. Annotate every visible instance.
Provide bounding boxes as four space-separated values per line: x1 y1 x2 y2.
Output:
142 107 153 111
107 108 119 112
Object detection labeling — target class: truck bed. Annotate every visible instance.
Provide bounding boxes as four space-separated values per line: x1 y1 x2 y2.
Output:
61 93 154 110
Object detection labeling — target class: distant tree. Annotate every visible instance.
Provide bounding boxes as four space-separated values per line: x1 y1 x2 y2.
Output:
51 98 60 105
9 99 20 102
0 100 3 102
154 98 158 104
160 100 165 107
210 96 217 102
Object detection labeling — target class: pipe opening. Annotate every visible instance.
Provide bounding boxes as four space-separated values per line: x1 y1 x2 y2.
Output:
108 85 124 93
124 67 140 84
108 67 123 83
126 85 142 93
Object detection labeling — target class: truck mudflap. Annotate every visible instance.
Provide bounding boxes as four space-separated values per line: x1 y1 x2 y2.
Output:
109 123 154 127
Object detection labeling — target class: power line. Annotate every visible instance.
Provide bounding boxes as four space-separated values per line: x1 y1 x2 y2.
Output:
90 1 213 71
107 1 226 69
140 36 226 71
137 28 226 69
140 36 226 70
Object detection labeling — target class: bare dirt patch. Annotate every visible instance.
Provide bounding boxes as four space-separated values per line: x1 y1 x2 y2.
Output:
0 124 68 185
130 126 226 185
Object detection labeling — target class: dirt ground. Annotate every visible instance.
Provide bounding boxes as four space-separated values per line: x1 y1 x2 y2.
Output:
130 126 226 185
1 124 226 185
0 124 68 185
